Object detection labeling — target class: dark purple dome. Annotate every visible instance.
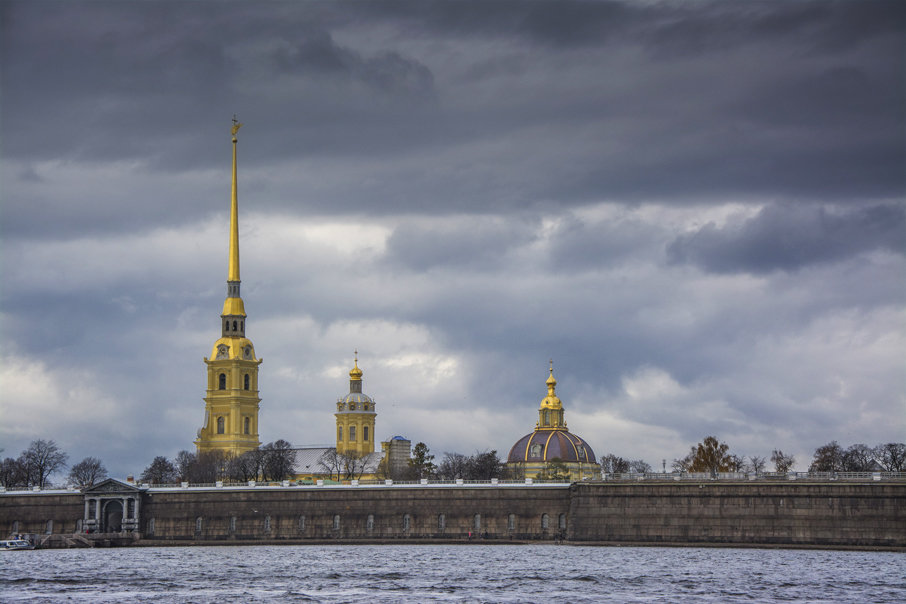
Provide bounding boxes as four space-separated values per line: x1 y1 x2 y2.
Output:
507 429 596 464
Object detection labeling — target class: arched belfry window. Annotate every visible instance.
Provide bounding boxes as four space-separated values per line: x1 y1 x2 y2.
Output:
244 374 250 390
217 416 225 434
218 373 226 390
543 410 550 426
232 320 238 331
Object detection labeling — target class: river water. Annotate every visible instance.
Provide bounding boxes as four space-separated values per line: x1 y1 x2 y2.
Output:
2 544 904 603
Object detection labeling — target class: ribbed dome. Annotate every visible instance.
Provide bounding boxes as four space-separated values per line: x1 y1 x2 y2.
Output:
507 429 596 464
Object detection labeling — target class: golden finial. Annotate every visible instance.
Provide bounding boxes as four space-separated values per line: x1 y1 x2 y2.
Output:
231 115 242 138
546 359 557 389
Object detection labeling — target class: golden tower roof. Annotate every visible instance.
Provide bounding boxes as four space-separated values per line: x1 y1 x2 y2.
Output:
349 350 363 381
540 359 562 410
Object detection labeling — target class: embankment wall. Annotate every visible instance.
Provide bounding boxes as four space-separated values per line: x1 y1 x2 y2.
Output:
2 481 904 547
568 481 906 547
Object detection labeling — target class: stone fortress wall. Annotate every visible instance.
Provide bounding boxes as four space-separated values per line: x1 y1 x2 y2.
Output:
2 480 904 548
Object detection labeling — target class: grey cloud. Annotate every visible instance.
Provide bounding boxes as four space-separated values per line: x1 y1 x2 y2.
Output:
667 203 906 274
384 217 537 272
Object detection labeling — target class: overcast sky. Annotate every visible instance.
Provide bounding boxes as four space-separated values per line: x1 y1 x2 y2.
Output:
1 0 904 480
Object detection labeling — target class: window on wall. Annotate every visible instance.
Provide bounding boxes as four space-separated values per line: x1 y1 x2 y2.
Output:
217 417 225 434
148 518 155 535
367 514 374 532
195 517 203 533
244 374 250 390
244 417 250 435
218 373 226 390
541 513 549 530
437 514 445 531
298 515 305 533
508 514 516 531
45 519 53 534
559 513 567 530
349 426 356 441
473 514 481 531
338 426 343 441
264 516 271 533
333 515 340 530
230 516 236 534
363 426 369 442
543 410 550 425
403 514 411 531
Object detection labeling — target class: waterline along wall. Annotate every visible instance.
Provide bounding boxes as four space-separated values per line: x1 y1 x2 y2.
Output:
1 480 904 548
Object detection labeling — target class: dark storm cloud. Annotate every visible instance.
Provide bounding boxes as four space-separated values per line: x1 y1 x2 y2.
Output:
666 202 906 274
3 0 903 215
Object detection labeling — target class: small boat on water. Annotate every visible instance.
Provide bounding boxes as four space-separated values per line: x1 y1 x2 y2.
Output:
1 538 35 550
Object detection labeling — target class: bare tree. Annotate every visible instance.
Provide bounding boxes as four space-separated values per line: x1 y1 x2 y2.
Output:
809 441 844 472
340 451 369 480
747 455 767 474
841 443 874 472
0 457 27 488
671 453 693 473
771 449 795 473
140 456 178 484
175 450 197 482
68 457 107 487
227 450 260 482
629 459 653 473
20 439 68 488
437 452 470 480
875 443 906 471
261 440 296 481
600 454 631 474
317 448 343 481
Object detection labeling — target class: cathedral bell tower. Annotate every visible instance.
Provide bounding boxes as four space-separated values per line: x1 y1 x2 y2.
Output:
335 352 377 458
195 118 262 456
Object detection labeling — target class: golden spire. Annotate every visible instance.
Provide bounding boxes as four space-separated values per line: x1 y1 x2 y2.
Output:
228 115 242 284
349 349 363 381
221 116 246 318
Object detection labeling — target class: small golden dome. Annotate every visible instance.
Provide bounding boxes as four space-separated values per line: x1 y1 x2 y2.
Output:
349 350 363 381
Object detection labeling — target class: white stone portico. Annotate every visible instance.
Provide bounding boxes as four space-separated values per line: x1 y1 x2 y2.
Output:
82 478 145 533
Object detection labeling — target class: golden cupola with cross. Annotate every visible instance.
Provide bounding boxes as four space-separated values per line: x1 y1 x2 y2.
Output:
195 118 262 456
335 352 377 458
506 361 600 482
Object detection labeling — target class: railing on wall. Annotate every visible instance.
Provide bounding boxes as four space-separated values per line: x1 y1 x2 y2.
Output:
2 471 904 494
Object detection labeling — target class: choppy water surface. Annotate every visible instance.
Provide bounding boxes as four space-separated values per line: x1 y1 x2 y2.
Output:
2 545 904 603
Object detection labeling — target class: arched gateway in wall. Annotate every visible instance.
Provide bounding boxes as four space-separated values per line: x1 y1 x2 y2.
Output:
82 478 144 533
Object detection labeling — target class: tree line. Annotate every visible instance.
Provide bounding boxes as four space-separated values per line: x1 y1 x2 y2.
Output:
600 436 906 476
4 437 904 489
139 440 297 485
0 440 107 488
